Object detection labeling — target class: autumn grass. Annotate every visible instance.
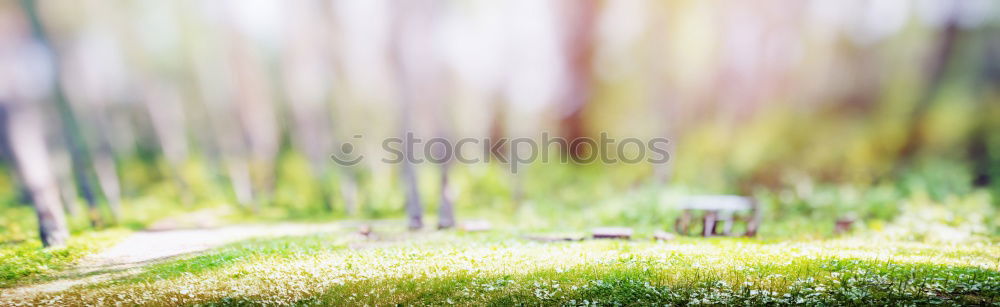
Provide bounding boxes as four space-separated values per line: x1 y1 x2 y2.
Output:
4 227 998 306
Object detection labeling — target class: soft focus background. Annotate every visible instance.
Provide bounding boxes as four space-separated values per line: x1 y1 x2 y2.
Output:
1 0 999 248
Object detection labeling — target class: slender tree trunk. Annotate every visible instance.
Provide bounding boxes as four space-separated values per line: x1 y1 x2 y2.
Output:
92 141 122 221
433 73 455 229
435 87 456 229
396 59 424 230
339 173 358 215
558 0 599 161
143 84 193 203
49 145 81 216
396 85 423 229
437 162 455 229
390 0 441 230
969 29 1000 187
401 157 423 230
189 36 257 210
224 38 281 207
20 0 103 228
0 104 70 247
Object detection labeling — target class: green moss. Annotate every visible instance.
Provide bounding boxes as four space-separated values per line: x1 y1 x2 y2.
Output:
8 231 997 306
0 229 128 288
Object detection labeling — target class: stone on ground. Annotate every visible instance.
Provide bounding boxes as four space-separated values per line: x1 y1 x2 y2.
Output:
592 227 632 239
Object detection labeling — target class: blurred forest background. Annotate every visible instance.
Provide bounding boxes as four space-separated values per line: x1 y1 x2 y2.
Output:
1 0 999 248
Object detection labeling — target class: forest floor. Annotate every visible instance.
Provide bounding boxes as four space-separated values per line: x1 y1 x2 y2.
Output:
0 209 375 303
1 218 998 306
1 223 344 300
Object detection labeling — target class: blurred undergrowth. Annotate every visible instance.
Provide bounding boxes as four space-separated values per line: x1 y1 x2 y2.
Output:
3 155 996 246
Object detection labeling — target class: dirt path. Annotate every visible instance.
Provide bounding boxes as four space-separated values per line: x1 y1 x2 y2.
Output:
2 222 345 300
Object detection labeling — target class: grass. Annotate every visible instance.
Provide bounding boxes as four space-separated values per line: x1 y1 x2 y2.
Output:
0 229 129 288
3 227 997 306
0 162 997 305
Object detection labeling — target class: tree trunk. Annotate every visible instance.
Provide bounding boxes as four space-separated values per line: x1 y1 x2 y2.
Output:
401 159 423 230
143 84 194 203
558 0 599 161
20 0 104 228
389 0 441 230
228 39 280 206
92 143 122 221
339 174 358 215
437 163 455 229
0 104 70 247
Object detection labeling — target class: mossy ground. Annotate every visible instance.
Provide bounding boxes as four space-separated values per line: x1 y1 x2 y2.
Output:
3 226 997 306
